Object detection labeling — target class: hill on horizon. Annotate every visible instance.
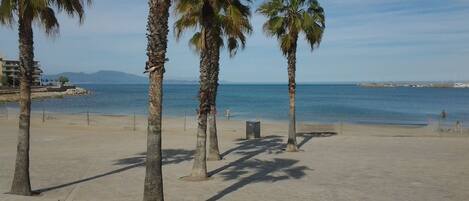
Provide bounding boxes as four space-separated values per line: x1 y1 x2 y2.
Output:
44 70 197 84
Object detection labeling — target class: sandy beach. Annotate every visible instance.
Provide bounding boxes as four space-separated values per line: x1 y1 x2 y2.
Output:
0 112 468 201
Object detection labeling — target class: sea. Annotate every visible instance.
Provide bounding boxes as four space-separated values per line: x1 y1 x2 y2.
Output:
2 84 469 126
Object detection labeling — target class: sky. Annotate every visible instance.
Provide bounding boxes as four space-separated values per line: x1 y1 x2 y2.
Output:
1 0 469 83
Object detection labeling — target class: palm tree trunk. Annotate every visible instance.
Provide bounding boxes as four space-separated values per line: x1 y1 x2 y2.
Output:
10 15 33 196
207 98 221 161
207 29 221 161
143 0 171 200
189 25 217 179
286 39 298 152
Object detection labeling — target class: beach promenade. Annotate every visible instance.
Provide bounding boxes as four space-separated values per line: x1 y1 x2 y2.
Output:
1 113 468 201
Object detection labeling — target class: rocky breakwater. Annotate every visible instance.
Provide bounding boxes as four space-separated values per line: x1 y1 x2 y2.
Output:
0 87 90 102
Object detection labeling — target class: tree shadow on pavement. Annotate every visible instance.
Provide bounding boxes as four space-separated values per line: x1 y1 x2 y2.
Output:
35 149 194 193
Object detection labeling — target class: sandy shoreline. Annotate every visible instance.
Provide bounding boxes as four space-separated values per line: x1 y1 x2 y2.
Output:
1 113 468 201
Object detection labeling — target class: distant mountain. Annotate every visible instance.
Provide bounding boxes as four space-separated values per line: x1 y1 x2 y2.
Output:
44 70 197 84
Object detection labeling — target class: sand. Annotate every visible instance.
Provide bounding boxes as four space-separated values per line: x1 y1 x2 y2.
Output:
0 112 468 201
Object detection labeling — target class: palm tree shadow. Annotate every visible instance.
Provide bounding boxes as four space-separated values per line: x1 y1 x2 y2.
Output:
207 158 312 201
34 133 333 195
35 149 194 193
205 133 335 201
209 136 285 177
220 135 283 158
114 149 195 166
297 131 337 149
209 132 334 178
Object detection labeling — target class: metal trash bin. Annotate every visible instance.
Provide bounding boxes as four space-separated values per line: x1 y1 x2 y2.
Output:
246 121 261 139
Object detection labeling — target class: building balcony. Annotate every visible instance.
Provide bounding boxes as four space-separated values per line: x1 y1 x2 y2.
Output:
2 67 42 73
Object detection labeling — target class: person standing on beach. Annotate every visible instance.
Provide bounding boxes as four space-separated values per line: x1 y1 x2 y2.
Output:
441 110 447 119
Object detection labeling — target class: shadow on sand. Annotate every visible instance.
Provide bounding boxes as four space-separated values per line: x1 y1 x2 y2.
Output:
35 149 194 193
297 131 337 149
35 132 335 197
206 132 335 201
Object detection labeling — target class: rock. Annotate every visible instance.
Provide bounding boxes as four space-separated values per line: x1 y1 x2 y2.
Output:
0 87 90 102
64 87 90 96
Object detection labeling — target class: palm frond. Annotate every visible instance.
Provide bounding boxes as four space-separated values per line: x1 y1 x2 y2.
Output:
174 14 200 40
49 0 91 23
173 0 203 40
0 0 91 36
188 31 204 53
0 0 16 25
39 6 59 36
279 34 294 55
257 0 285 17
262 16 285 37
258 0 325 54
227 37 239 57
174 0 252 57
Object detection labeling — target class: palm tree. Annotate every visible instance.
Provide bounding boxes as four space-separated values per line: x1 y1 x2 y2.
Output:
143 0 171 200
258 0 325 152
174 0 252 178
0 0 91 195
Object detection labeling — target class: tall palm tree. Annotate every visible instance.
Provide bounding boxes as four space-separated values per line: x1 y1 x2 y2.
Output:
207 0 251 162
174 0 251 179
0 0 91 195
143 0 171 200
258 0 325 152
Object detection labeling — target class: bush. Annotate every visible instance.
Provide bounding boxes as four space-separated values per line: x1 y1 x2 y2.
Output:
58 76 69 85
0 75 8 86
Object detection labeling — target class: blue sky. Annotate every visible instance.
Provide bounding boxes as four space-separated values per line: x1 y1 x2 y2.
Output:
1 0 469 83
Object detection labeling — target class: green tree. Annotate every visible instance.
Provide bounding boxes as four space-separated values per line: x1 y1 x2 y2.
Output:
175 0 252 179
143 0 171 200
58 75 69 85
258 0 325 151
0 75 8 86
0 0 91 195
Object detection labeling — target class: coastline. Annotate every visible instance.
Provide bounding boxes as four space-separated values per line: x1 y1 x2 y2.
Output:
1 110 466 135
2 83 468 128
358 82 469 88
0 87 89 103
0 107 465 129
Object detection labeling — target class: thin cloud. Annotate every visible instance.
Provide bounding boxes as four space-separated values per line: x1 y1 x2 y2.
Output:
0 0 468 82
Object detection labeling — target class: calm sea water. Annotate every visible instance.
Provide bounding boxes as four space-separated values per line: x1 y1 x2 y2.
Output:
2 84 469 125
